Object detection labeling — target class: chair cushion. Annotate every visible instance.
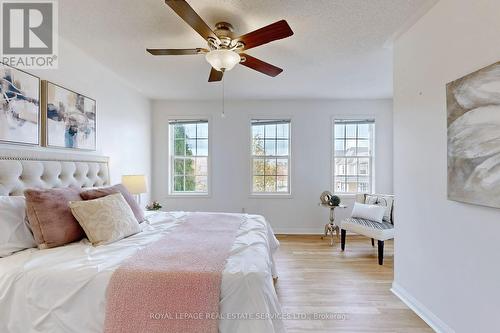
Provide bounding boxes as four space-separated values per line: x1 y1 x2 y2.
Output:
351 202 385 223
341 217 394 241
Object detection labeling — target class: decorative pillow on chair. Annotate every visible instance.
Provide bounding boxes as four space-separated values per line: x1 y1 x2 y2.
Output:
80 184 145 223
0 196 36 257
365 194 394 223
69 193 141 246
25 187 85 249
351 202 386 223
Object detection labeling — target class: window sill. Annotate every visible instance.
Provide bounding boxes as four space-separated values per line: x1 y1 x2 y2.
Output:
249 193 293 199
333 193 358 199
166 193 211 199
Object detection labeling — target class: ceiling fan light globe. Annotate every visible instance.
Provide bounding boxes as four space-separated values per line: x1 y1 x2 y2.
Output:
205 49 241 72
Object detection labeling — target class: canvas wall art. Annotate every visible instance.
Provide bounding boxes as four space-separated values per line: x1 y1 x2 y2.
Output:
45 82 96 150
447 61 500 208
0 63 40 145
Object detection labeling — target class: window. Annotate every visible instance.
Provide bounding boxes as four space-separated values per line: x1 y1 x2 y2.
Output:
168 120 209 194
333 119 375 193
251 119 291 194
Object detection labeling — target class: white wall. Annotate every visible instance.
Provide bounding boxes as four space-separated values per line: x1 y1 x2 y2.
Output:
152 99 393 233
2 38 152 201
393 0 500 332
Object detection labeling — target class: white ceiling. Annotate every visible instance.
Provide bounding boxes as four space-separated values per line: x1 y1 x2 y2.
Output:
59 0 437 100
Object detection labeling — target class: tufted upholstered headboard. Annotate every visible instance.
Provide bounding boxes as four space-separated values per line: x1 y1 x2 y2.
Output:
0 149 110 196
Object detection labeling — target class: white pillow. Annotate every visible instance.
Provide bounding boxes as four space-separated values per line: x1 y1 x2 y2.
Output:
365 194 393 222
0 196 37 257
351 202 386 223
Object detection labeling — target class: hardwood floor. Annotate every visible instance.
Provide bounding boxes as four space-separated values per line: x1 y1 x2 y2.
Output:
274 235 432 333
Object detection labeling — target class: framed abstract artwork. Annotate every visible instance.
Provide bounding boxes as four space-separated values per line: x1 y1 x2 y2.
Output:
43 81 96 150
0 63 40 145
447 61 500 208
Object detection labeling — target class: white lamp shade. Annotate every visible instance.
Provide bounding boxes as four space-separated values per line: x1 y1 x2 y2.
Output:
122 175 147 194
205 49 241 72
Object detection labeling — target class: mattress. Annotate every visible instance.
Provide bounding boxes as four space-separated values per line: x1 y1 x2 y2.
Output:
0 211 285 333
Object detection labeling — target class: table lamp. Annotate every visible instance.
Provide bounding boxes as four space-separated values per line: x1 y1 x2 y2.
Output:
122 175 147 204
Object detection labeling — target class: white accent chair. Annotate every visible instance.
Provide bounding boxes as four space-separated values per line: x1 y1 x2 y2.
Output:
340 193 394 265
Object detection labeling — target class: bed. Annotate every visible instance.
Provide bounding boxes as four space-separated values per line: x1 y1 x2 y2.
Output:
0 150 284 333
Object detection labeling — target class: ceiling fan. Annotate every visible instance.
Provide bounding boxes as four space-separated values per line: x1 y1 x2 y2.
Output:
147 0 294 82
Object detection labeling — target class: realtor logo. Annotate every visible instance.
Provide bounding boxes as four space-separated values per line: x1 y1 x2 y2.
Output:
1 0 58 68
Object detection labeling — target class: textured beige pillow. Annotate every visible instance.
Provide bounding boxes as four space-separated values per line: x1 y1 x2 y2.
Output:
80 184 145 223
69 193 141 246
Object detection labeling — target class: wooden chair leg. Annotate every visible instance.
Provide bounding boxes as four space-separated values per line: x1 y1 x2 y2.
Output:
371 238 374 247
377 240 384 265
341 229 346 251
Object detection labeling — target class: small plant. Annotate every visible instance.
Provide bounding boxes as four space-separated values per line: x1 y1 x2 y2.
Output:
146 201 162 211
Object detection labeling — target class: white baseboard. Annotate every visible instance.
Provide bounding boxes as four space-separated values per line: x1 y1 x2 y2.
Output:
391 282 455 333
273 227 322 235
273 228 366 236
273 228 363 235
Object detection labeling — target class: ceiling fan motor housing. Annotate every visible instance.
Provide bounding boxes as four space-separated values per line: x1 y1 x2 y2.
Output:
208 22 244 51
215 22 234 35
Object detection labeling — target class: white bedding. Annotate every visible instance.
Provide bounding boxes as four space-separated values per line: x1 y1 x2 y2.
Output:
0 211 285 333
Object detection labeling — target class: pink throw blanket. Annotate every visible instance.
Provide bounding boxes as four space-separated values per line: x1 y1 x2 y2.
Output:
104 212 243 333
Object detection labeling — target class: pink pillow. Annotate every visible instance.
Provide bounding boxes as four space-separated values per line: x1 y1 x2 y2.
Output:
80 184 145 223
25 187 85 249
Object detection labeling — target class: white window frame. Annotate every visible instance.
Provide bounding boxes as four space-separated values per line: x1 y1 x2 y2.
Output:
332 117 376 195
249 118 292 198
167 116 211 197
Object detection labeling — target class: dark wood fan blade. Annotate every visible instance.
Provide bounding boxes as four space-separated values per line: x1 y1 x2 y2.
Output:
165 0 219 41
208 67 224 82
235 20 293 51
239 53 283 77
147 48 208 55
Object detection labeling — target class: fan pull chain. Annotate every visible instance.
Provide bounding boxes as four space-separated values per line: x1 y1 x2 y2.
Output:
221 76 226 118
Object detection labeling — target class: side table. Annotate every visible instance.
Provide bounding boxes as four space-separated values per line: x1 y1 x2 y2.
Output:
320 204 347 246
